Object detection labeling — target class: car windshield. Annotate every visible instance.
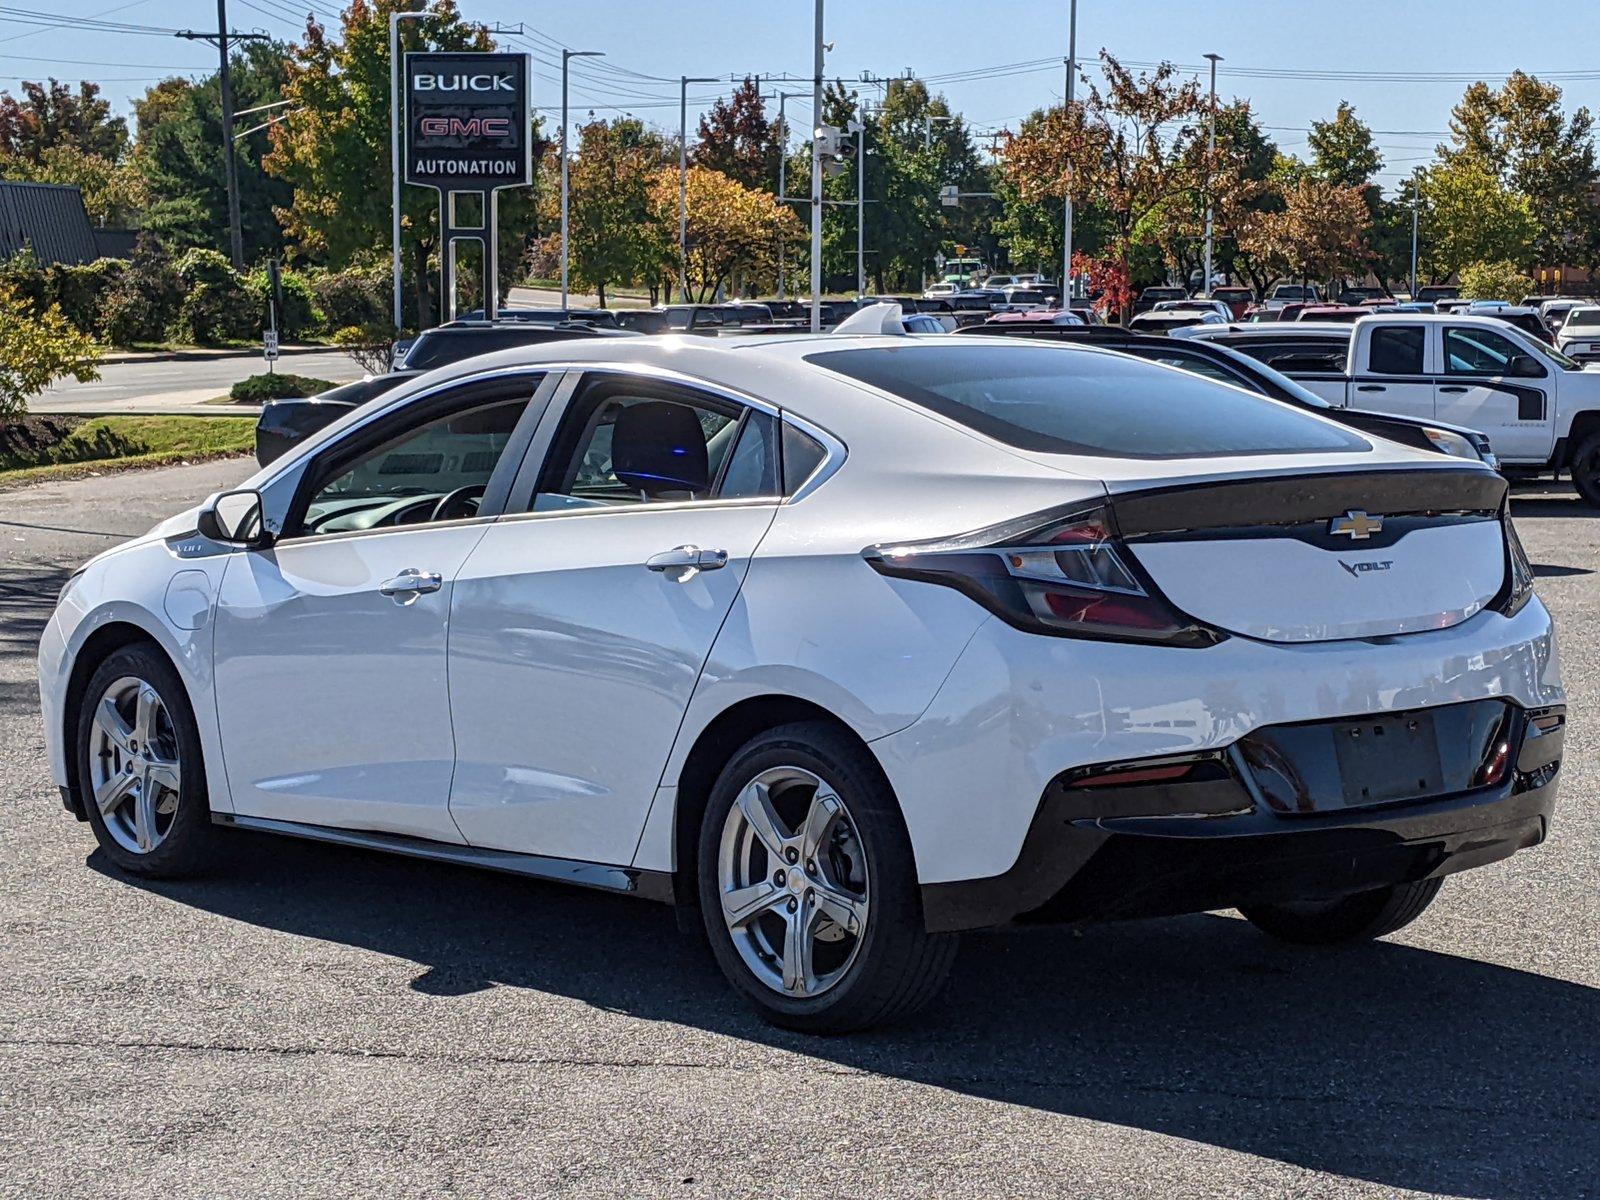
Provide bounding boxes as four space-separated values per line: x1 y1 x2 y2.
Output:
1567 309 1600 327
808 343 1368 459
1006 290 1046 304
1274 286 1311 299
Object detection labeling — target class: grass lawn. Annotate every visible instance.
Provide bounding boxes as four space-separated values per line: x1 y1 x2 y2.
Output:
0 415 255 488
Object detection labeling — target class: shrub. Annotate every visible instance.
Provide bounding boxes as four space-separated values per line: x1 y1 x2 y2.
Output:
1458 260 1536 304
97 237 183 346
308 265 389 332
246 266 319 339
173 248 255 345
331 323 395 376
49 258 127 336
228 372 334 403
0 247 48 313
0 281 99 420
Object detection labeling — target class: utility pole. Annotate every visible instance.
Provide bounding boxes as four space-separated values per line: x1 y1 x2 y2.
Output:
810 0 824 332
176 8 268 272
1062 0 1077 297
1202 52 1222 297
679 75 718 301
561 48 605 311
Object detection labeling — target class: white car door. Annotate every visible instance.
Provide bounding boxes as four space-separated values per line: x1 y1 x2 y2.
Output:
212 372 553 841
1435 324 1556 463
1351 322 1435 421
446 369 790 865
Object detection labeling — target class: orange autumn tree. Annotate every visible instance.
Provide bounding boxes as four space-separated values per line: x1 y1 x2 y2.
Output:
1002 52 1216 312
649 165 804 301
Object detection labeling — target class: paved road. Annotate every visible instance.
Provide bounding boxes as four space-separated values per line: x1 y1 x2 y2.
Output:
1 462 1597 1199
29 351 363 415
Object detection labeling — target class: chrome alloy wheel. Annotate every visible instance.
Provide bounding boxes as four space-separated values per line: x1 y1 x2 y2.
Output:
87 675 182 855
717 765 870 998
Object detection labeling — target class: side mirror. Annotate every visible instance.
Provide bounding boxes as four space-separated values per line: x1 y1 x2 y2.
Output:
197 489 267 546
1508 353 1546 379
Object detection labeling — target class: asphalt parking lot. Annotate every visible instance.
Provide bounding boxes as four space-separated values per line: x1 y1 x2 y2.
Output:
1 460 1596 1199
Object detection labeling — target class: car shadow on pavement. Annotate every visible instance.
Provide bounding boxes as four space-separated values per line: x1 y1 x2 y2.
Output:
99 832 1600 1200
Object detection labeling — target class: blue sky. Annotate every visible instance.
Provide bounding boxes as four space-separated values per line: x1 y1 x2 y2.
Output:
13 0 1600 197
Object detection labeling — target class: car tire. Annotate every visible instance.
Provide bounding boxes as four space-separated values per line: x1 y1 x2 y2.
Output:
1569 431 1600 507
75 643 221 879
1238 878 1443 946
696 721 957 1034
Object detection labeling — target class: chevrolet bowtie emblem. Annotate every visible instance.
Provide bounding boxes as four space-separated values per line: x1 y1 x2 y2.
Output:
1330 509 1384 540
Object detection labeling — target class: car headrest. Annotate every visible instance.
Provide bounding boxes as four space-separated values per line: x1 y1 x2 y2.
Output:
611 401 709 497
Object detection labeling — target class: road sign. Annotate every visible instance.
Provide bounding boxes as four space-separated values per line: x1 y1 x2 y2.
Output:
263 330 279 361
404 52 532 191
940 185 960 207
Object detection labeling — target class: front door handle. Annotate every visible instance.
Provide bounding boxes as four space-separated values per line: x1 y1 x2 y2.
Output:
379 568 443 596
646 545 729 576
1438 385 1468 394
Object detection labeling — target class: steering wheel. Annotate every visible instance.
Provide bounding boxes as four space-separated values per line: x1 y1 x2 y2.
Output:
431 484 485 522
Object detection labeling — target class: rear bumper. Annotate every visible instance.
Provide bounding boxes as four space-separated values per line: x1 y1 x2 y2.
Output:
921 702 1563 933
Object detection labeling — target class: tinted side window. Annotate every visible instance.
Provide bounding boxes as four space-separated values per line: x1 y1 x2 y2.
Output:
1445 327 1525 374
718 410 780 498
530 376 767 510
1368 326 1425 375
781 423 828 494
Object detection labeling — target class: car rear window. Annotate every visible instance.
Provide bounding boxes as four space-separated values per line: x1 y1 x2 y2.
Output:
807 343 1368 459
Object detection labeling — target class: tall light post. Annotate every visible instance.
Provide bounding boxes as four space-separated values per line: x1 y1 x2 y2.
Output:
776 90 805 299
389 7 428 331
852 118 867 296
1410 169 1422 300
1062 0 1077 297
679 75 718 301
561 48 604 311
1202 52 1222 298
809 0 825 332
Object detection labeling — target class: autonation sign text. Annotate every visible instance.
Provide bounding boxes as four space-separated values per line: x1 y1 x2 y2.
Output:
404 52 531 192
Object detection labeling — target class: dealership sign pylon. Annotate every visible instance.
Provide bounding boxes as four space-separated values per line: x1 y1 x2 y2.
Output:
403 51 532 323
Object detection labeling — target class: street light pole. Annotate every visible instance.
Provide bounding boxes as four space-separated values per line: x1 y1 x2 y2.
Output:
854 119 866 296
1062 0 1077 298
679 74 718 301
1410 171 1421 300
389 7 427 331
561 49 604 311
1202 52 1222 298
776 91 804 300
810 0 824 332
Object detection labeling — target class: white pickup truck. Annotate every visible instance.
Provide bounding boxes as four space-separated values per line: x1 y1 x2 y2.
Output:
1186 313 1600 504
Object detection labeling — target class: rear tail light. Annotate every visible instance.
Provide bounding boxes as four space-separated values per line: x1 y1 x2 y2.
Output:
864 503 1222 647
1495 508 1535 616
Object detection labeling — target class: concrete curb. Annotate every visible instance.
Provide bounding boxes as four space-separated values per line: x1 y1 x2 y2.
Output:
97 345 338 366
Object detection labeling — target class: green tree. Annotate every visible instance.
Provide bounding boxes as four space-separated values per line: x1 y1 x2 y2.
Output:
0 144 146 226
1441 73 1599 270
1308 101 1383 187
0 79 126 163
0 281 99 420
650 165 803 300
545 117 672 306
1458 259 1535 301
134 43 295 259
1418 158 1539 276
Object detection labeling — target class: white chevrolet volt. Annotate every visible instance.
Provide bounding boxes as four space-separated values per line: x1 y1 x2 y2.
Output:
39 333 1565 1032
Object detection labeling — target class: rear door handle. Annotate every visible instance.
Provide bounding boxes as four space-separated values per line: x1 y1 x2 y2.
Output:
1438 385 1468 394
1356 384 1386 393
379 568 443 596
646 545 728 574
